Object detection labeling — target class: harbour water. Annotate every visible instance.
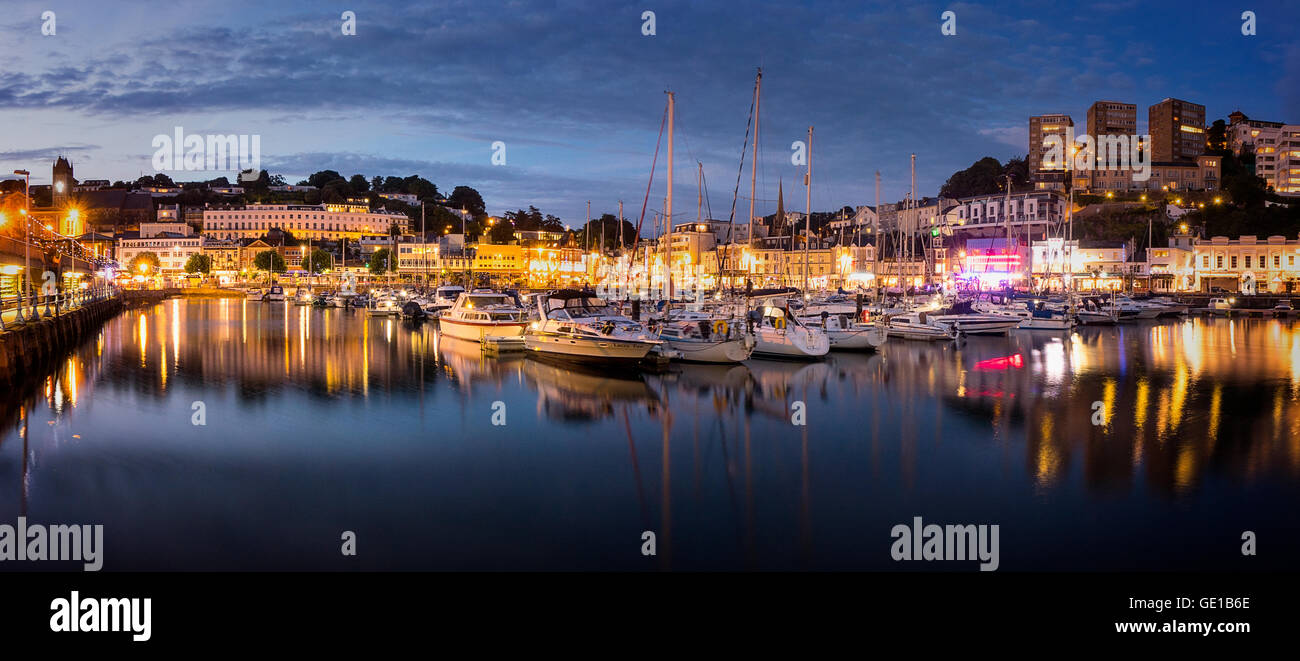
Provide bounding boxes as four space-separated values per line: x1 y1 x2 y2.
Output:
2 298 1298 570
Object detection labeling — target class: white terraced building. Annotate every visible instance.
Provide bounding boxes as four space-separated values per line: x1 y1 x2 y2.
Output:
202 201 407 241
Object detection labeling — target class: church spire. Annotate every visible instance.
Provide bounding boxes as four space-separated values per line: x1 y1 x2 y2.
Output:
775 178 784 237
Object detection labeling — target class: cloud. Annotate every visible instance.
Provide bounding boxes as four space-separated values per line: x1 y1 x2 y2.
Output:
0 0 1290 220
978 126 1028 151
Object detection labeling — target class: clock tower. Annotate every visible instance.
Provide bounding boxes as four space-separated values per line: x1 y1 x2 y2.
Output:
53 156 73 205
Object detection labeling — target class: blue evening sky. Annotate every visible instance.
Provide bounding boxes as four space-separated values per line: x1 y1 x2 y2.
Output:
1 0 1296 225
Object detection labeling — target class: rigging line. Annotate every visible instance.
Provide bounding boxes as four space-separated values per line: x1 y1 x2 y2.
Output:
726 81 757 226
627 99 670 290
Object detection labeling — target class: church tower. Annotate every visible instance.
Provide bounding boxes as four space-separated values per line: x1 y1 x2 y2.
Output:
52 156 73 205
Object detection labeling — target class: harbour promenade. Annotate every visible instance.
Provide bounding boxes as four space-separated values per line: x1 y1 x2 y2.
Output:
0 286 247 386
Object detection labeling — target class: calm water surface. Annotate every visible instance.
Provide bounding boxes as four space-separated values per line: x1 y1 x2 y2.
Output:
2 298 1298 570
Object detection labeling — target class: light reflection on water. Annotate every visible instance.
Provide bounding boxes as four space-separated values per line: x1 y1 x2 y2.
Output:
1 299 1298 570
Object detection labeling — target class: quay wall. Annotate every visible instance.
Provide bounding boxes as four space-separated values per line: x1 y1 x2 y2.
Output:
0 295 123 387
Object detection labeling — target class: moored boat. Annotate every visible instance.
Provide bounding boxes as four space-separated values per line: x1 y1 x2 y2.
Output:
438 291 529 342
524 290 662 365
658 309 755 363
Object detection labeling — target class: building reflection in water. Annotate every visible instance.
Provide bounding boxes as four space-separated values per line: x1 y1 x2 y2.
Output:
2 300 1299 569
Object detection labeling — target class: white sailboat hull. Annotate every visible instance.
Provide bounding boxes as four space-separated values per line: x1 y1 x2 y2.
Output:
884 321 955 341
1018 316 1075 330
825 326 887 350
932 315 1021 336
751 327 830 359
663 337 753 363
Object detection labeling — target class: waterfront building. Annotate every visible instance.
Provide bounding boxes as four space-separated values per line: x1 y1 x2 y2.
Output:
1227 110 1286 157
203 239 243 274
514 229 566 246
1147 228 1196 292
472 244 523 277
1028 239 1130 291
1190 234 1300 294
73 179 109 192
951 191 1066 240
358 235 395 257
1143 156 1221 191
1248 124 1300 195
76 189 155 234
202 201 406 241
396 242 439 274
1082 154 1220 192
1149 98 1206 163
827 205 878 239
116 228 203 274
378 192 420 206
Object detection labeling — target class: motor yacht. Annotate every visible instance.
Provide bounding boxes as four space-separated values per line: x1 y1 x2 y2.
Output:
438 291 529 342
524 290 662 364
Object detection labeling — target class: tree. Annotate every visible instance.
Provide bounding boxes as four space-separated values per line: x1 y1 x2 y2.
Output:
939 157 1010 199
1003 155 1029 190
349 174 370 192
401 175 438 199
368 248 396 274
239 169 270 189
269 173 287 187
135 174 175 188
488 219 515 244
580 213 634 250
448 186 486 216
1207 119 1228 153
304 248 333 273
370 176 383 192
184 253 212 275
307 170 345 188
253 249 286 273
127 252 162 275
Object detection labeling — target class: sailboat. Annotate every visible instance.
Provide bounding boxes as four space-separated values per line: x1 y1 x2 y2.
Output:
648 91 756 364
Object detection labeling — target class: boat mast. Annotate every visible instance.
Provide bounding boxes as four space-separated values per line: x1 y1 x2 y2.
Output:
666 90 675 301
1005 174 1013 289
874 171 880 299
747 69 762 253
803 125 812 294
910 154 916 289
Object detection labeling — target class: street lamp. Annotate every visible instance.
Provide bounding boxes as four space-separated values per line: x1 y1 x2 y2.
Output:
13 169 31 321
